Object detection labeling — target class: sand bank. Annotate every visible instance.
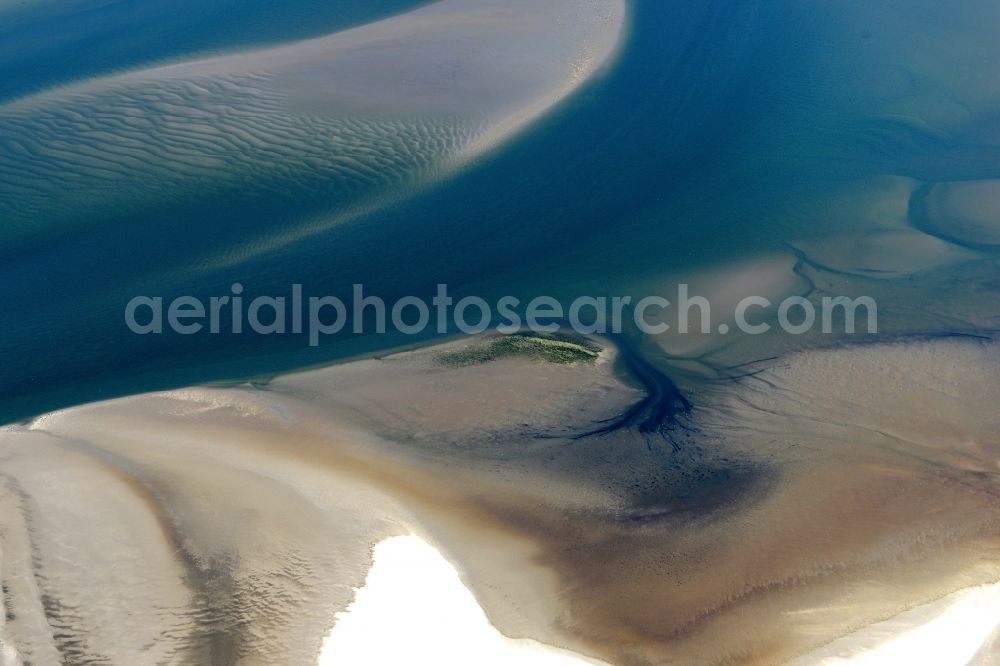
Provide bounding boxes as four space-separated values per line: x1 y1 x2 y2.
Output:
791 581 1000 665
1 331 998 664
0 0 625 258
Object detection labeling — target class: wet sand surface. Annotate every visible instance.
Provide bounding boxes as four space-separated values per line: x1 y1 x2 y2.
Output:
2 333 997 664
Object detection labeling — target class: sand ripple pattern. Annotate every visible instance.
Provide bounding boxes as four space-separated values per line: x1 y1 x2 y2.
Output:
0 75 468 246
0 0 626 257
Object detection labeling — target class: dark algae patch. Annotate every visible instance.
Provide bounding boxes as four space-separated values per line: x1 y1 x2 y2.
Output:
435 334 601 367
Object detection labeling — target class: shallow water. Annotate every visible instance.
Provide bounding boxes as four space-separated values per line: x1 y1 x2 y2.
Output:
3 0 1000 422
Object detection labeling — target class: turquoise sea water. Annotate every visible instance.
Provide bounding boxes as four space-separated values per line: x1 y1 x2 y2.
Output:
2 0 999 423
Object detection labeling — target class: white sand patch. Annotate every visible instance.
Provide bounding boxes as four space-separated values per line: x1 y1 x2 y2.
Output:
319 535 606 666
792 582 1000 666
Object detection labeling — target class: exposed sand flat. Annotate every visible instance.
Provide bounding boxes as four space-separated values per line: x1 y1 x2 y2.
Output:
0 432 195 664
0 419 412 664
1 333 998 664
789 581 1000 665
0 0 625 257
0 338 637 663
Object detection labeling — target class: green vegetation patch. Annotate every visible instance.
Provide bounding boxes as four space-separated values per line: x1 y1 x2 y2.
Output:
436 334 601 368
